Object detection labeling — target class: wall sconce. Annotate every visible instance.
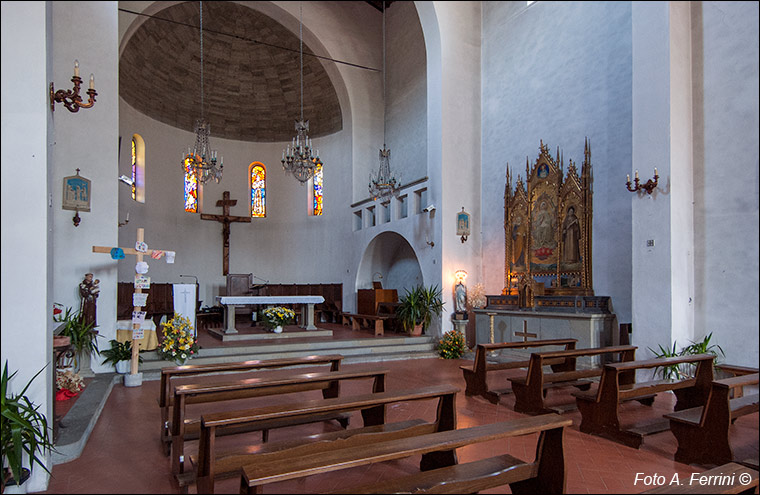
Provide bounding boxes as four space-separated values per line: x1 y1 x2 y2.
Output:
626 168 659 195
118 211 130 228
50 60 97 113
454 270 468 284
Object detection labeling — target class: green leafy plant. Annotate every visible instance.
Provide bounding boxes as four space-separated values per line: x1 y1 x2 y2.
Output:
1 361 55 492
649 332 725 379
438 330 467 359
396 284 444 334
54 306 100 365
100 339 142 367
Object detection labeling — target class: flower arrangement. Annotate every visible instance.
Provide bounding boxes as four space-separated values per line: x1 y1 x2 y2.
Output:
261 306 296 331
468 283 487 309
56 369 84 399
158 314 199 365
437 330 468 359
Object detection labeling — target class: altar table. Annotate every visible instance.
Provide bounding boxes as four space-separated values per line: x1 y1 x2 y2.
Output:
216 295 325 334
116 319 158 351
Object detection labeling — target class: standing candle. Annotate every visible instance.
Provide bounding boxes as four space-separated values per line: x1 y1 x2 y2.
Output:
635 170 639 180
627 174 630 183
654 167 658 176
74 60 80 78
89 73 94 90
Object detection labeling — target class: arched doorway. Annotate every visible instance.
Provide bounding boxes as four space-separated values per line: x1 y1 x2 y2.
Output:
356 232 422 297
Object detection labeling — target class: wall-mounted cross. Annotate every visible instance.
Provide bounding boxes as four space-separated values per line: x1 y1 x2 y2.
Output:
200 191 251 275
514 320 537 342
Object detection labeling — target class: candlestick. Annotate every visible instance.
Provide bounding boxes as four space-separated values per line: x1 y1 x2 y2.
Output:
89 74 94 90
74 59 79 77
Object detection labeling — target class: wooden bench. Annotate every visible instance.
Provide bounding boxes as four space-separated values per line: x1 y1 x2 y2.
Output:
240 413 572 494
573 353 715 449
459 338 578 404
717 364 759 399
509 345 639 415
642 462 759 494
341 312 389 336
158 355 343 455
170 368 387 476
665 373 759 465
192 384 459 493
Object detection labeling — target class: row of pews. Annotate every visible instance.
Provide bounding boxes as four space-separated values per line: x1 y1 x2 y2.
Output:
156 343 757 494
460 338 759 471
159 355 570 494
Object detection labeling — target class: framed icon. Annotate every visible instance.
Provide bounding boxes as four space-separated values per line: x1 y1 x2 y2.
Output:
62 169 91 212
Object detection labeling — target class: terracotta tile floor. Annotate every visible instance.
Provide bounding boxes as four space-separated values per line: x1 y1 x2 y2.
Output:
40 350 758 494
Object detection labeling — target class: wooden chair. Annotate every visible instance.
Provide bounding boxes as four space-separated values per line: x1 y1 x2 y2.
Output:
192 385 459 494
169 368 387 475
665 373 759 465
240 414 572 495
509 345 638 415
573 353 715 448
460 338 578 404
158 355 342 455
641 462 758 494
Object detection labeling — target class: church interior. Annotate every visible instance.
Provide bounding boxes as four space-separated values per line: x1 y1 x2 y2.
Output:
1 1 758 493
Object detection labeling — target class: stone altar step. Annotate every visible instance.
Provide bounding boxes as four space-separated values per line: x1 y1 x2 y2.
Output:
137 335 439 375
207 327 334 341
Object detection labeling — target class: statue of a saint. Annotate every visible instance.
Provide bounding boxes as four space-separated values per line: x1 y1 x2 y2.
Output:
79 273 100 328
455 282 467 313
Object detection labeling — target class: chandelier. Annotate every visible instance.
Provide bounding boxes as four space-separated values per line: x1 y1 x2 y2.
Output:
282 3 322 183
368 2 400 200
181 1 223 184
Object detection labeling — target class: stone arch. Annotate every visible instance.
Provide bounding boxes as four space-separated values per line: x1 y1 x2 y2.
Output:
356 232 423 298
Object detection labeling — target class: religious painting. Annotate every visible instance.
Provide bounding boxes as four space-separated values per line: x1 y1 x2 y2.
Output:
62 170 91 212
183 154 199 213
503 139 593 296
456 207 470 238
250 163 266 218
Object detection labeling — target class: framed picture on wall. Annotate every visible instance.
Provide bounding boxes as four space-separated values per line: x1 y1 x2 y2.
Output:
62 169 91 212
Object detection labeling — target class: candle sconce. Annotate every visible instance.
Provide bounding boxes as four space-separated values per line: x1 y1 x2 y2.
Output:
50 60 97 113
626 168 659 195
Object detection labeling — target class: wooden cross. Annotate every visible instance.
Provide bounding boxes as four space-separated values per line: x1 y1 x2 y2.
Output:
93 227 174 379
514 320 537 342
200 191 251 276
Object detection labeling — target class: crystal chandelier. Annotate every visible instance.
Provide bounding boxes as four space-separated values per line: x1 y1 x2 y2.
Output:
282 3 322 183
181 1 223 184
368 2 400 200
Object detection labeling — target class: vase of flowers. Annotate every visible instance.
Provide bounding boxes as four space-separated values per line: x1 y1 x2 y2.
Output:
261 306 295 333
158 314 199 365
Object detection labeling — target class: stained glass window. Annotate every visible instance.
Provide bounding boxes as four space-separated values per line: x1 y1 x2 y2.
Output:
313 162 323 216
250 163 266 217
184 155 198 213
131 138 137 200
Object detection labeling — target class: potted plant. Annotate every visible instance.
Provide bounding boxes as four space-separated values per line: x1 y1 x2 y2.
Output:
649 332 725 379
158 314 199 365
100 339 141 374
1 361 55 494
261 306 296 333
396 284 444 336
53 307 100 371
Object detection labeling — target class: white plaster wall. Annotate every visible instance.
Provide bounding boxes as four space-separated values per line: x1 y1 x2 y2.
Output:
0 2 52 490
481 1 634 322
51 2 120 374
693 1 759 367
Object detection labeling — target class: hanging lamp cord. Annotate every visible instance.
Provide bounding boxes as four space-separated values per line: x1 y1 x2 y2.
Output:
300 2 304 122
382 2 386 149
200 1 204 121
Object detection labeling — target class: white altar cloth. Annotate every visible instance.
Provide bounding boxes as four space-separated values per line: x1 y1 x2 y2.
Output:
216 295 325 333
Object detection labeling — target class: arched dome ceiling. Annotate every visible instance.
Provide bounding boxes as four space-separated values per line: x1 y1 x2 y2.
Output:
119 1 343 142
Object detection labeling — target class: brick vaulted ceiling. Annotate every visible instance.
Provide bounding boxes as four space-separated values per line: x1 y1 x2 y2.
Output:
119 1 343 142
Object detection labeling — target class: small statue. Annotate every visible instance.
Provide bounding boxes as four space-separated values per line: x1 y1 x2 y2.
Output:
455 281 467 314
79 273 100 328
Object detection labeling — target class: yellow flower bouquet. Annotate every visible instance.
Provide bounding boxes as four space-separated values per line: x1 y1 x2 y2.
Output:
158 314 199 365
261 306 296 331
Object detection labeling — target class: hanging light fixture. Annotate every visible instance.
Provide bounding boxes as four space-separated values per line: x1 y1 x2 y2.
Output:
181 1 223 184
282 2 322 183
368 1 400 200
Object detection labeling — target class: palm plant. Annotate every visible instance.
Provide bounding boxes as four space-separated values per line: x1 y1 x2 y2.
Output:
396 284 444 334
1 361 55 492
649 332 724 380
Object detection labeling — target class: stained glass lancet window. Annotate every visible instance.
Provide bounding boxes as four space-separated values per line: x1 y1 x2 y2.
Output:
313 162 323 216
183 154 199 213
131 134 146 203
250 162 266 217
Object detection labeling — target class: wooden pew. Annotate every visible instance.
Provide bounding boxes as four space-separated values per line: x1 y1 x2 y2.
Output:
240 414 572 495
158 355 343 455
573 353 715 449
717 364 759 399
665 373 759 465
191 385 459 494
170 368 387 476
341 312 389 336
459 338 578 404
509 345 638 415
641 462 759 494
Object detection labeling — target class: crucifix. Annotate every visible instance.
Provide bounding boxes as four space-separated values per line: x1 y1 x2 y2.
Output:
514 320 537 342
200 191 251 276
93 227 175 385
